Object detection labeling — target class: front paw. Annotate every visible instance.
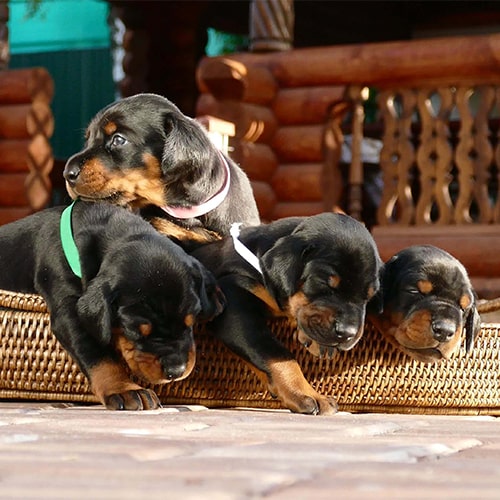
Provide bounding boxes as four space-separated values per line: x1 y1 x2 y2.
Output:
267 359 338 415
104 388 161 410
288 393 338 415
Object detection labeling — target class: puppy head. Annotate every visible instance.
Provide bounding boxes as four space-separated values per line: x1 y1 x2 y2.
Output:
77 242 225 384
63 93 220 209
261 213 382 357
375 245 480 363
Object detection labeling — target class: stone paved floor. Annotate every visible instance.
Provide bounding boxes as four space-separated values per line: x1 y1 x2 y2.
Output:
0 402 499 499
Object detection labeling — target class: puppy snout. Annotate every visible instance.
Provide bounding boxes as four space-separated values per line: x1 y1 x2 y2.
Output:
63 160 81 186
334 323 358 343
161 359 187 381
432 319 457 343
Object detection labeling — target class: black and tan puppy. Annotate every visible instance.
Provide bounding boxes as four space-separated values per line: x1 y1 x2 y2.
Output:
0 201 224 410
191 212 382 415
63 93 260 248
368 245 481 363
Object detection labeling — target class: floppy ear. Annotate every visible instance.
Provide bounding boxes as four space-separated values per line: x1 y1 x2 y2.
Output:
161 114 213 176
366 264 385 315
464 302 481 352
77 278 114 345
117 305 153 341
367 289 384 315
190 266 226 322
260 235 309 304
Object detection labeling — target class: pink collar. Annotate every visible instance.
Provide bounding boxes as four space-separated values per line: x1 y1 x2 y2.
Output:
161 153 231 219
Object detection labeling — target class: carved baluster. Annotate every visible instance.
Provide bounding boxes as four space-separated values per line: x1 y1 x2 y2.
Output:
249 0 294 52
415 88 454 225
455 86 494 223
345 86 366 221
377 88 416 225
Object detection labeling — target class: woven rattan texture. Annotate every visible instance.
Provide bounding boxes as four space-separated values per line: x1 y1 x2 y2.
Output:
1 289 499 414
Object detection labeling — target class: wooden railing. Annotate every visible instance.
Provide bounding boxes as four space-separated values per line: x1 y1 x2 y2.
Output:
196 33 500 298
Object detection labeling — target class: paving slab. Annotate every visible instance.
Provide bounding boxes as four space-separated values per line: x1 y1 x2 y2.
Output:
0 402 499 499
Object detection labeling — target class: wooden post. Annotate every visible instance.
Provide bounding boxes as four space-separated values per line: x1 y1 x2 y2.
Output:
249 0 294 52
0 0 8 70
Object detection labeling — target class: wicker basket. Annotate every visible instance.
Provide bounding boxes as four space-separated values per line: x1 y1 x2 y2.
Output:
1 288 499 415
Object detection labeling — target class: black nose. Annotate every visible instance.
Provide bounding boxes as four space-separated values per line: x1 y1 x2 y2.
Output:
432 319 457 343
63 162 81 185
334 323 358 343
162 361 186 381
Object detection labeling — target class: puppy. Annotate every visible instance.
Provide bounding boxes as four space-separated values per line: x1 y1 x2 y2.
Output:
368 245 481 363
0 200 224 410
63 93 260 248
191 213 382 415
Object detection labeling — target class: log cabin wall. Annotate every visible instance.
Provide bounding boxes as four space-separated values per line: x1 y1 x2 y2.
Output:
196 33 500 298
196 56 346 220
0 68 55 225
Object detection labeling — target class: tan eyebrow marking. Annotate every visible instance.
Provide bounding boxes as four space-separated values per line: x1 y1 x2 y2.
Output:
417 280 433 294
460 294 471 310
103 121 117 135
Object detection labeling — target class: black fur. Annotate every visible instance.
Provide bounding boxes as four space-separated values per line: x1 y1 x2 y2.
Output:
0 201 224 409
192 212 382 415
369 245 481 363
63 93 260 248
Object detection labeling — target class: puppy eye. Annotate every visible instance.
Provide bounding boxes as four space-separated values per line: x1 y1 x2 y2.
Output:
111 134 127 147
405 287 421 295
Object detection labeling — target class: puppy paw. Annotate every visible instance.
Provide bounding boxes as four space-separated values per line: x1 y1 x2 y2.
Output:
104 388 161 410
288 393 337 415
266 359 338 416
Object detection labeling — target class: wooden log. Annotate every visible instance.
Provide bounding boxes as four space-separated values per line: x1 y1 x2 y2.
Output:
0 207 33 226
231 142 278 181
273 86 346 125
196 57 277 104
0 136 52 173
272 201 326 220
215 33 500 88
271 163 323 202
196 94 278 143
470 278 500 301
0 103 54 139
271 124 324 162
372 225 500 276
0 172 51 209
250 180 276 220
0 68 54 104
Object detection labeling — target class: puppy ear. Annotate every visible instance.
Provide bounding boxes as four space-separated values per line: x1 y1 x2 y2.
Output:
260 235 308 303
464 303 481 352
77 278 114 345
367 289 384 315
184 262 225 323
117 305 153 341
366 264 385 315
161 114 213 176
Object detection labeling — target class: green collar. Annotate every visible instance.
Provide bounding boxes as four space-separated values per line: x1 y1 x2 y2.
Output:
60 200 82 278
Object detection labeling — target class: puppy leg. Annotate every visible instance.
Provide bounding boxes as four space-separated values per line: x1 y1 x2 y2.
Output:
88 360 160 410
210 281 337 415
49 301 160 410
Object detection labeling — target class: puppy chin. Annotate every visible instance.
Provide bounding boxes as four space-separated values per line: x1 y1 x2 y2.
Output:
65 182 78 200
392 329 462 363
296 330 337 359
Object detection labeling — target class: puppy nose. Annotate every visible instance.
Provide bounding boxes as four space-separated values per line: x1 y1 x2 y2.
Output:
432 319 457 343
162 361 186 381
334 323 358 343
63 162 81 185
